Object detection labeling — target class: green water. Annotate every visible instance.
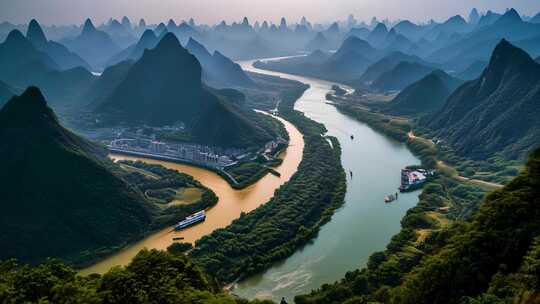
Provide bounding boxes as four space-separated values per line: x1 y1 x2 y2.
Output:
235 59 421 302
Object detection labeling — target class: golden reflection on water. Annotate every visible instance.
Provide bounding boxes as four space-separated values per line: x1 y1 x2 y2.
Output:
80 116 304 275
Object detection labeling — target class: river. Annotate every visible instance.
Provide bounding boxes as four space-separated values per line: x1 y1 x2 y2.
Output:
80 115 304 275
232 59 421 301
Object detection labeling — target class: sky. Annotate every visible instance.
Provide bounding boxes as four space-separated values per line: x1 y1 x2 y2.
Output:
1 0 539 26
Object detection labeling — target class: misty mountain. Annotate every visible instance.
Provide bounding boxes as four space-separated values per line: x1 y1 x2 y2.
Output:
96 33 273 148
371 61 435 92
366 23 388 47
383 70 463 116
356 51 430 85
477 10 502 28
185 38 254 87
0 29 58 76
0 87 154 263
392 20 425 41
106 29 159 66
428 9 540 70
83 60 134 108
0 29 96 106
380 28 417 53
456 60 488 80
99 18 136 48
423 39 540 160
305 32 330 51
321 36 379 80
62 19 121 70
26 19 91 70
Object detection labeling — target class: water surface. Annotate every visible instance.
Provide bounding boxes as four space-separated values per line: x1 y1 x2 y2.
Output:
233 59 421 301
81 115 304 275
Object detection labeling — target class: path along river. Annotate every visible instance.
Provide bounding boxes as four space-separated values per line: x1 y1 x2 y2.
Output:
231 58 421 301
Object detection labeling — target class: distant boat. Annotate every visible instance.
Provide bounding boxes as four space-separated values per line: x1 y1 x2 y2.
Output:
172 237 184 241
350 170 353 178
350 135 354 140
384 194 396 203
174 211 206 230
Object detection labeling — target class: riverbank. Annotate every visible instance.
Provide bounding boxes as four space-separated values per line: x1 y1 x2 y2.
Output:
80 113 304 275
294 99 489 304
190 83 348 284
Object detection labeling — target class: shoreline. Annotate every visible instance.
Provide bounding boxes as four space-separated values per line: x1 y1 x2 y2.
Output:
80 114 305 275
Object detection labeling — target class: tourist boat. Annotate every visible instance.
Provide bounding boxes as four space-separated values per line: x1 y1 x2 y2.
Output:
384 194 396 203
174 211 206 230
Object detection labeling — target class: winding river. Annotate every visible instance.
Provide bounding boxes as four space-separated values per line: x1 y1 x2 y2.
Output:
232 59 421 301
81 56 420 304
80 115 304 275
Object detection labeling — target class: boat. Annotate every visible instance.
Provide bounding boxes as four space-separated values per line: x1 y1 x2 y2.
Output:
384 194 396 203
172 237 184 241
174 210 206 230
350 135 354 140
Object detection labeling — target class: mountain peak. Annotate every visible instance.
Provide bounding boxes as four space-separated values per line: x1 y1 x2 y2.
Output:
496 8 522 25
138 18 146 28
489 39 533 67
121 16 131 28
373 22 388 33
138 29 157 44
26 19 47 46
167 19 176 29
155 32 182 50
446 15 467 25
5 29 27 44
82 18 96 34
0 87 53 129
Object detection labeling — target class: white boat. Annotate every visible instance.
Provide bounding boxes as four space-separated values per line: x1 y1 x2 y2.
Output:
174 211 206 230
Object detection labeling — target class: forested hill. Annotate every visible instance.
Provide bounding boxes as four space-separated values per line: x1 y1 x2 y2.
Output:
296 146 540 304
0 249 273 303
0 87 154 264
423 39 540 161
96 33 274 148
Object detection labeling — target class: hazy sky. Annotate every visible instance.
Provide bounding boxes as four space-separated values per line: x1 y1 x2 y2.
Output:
1 0 539 26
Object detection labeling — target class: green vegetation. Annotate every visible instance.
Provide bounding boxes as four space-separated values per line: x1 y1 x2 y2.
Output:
295 170 487 304
167 242 194 254
117 160 218 229
190 83 347 283
0 87 218 266
96 33 276 149
422 40 540 162
0 88 154 266
0 249 273 304
296 82 540 303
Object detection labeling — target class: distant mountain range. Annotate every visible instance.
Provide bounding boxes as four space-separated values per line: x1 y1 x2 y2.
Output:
383 70 463 116
106 29 159 66
355 51 431 85
62 19 120 70
26 19 91 70
185 38 254 88
0 87 154 263
0 29 96 107
305 32 331 51
423 39 540 160
370 61 434 92
96 33 274 148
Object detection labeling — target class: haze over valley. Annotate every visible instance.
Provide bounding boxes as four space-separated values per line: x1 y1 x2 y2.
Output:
1 1 540 303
